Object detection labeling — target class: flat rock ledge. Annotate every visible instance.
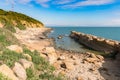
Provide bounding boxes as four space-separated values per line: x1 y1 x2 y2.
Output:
70 31 120 54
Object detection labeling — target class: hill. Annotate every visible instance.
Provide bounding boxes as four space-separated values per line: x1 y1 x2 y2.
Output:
0 9 44 32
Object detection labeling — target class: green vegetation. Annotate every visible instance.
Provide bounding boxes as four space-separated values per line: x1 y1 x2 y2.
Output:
0 9 64 79
0 49 25 67
0 46 64 80
0 9 44 32
24 48 65 80
0 28 19 50
0 73 11 80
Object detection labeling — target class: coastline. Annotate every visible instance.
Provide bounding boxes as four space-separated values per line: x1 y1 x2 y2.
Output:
14 27 120 80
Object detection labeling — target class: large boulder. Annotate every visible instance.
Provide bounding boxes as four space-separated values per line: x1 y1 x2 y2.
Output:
42 47 57 64
12 62 27 80
7 45 23 53
48 52 57 64
0 64 18 80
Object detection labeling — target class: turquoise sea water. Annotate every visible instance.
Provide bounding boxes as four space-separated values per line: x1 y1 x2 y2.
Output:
48 27 120 52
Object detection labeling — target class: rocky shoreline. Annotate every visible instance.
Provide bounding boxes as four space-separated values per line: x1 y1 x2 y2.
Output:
14 28 120 80
70 31 120 54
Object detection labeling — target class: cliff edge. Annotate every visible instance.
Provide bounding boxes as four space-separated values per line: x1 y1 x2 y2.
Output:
0 9 44 32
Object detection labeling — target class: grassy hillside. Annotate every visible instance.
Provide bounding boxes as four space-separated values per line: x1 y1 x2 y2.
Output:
0 28 20 50
0 9 44 32
0 28 64 80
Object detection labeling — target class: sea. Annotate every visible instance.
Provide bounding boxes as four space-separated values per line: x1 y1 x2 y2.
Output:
48 27 120 53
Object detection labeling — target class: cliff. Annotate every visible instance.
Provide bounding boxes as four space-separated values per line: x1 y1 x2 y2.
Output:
0 9 44 32
70 31 120 54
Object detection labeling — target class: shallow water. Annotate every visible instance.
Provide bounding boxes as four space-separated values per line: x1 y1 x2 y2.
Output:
48 27 120 53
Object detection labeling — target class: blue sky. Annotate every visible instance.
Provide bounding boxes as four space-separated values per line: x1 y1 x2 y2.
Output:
0 0 120 26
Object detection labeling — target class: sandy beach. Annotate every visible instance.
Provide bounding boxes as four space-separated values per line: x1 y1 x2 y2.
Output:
14 28 120 80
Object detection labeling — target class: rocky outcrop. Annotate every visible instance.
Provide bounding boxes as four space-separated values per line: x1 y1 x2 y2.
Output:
7 45 23 53
70 31 120 54
12 62 27 80
0 64 19 80
41 47 57 64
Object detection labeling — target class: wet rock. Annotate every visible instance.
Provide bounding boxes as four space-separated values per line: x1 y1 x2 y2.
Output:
57 35 63 39
12 62 27 80
0 64 18 80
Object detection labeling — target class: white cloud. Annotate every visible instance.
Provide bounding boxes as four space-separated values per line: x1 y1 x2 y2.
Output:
53 0 75 5
5 0 50 7
35 0 51 7
63 0 114 8
18 0 32 4
4 0 115 8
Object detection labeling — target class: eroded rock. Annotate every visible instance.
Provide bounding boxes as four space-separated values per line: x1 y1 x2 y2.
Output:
70 31 120 53
7 45 23 53
0 64 18 80
42 47 57 64
19 59 33 69
12 62 27 80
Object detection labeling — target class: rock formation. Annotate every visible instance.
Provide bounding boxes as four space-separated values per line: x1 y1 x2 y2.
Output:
70 31 120 54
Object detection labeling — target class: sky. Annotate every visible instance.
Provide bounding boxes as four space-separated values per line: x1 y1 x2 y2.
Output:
0 0 120 27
